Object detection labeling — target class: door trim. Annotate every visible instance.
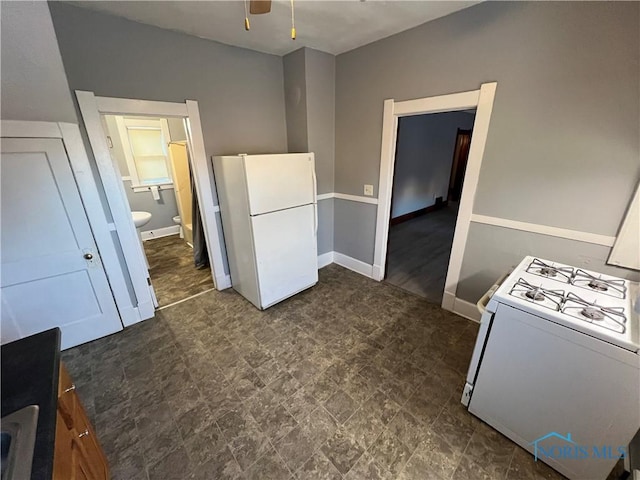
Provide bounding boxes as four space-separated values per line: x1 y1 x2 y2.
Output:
76 92 228 314
372 82 498 313
1 120 136 326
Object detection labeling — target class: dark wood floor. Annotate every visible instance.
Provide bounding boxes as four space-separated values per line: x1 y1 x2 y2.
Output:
143 235 214 307
384 204 458 304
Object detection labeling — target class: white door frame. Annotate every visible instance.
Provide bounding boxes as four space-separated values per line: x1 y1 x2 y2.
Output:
76 92 228 324
1 120 135 326
372 82 498 312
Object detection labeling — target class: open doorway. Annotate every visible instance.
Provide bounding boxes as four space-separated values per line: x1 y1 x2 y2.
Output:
77 92 227 325
384 111 475 303
373 83 497 317
101 115 213 307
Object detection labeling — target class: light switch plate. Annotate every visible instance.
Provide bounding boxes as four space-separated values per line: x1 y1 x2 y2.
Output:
364 184 374 196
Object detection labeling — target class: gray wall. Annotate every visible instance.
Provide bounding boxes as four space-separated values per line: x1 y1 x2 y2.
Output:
305 48 336 196
49 2 290 277
1 1 77 123
392 111 475 218
167 118 187 142
283 48 336 255
122 181 179 232
306 49 336 256
334 2 640 301
283 49 309 153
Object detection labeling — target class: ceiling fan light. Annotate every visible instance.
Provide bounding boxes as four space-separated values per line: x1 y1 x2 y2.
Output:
250 0 272 15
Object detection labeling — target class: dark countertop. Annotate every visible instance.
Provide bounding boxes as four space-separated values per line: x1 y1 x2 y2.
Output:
1 328 61 480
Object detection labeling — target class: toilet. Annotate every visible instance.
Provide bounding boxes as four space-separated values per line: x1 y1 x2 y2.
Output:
173 215 184 239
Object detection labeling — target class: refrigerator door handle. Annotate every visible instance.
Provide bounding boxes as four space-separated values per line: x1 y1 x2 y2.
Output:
311 165 318 236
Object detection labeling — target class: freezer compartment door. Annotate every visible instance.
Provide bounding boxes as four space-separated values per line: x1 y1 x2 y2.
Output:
251 204 318 308
244 154 316 215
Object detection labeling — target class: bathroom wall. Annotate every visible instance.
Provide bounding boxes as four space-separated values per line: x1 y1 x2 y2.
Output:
103 115 179 233
167 118 187 142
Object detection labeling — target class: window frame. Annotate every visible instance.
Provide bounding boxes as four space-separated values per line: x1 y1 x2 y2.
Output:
115 116 174 191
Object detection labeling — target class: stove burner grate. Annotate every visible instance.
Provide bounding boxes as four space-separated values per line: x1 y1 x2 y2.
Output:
509 278 564 311
572 269 626 299
562 292 627 334
525 289 545 301
526 259 574 283
588 279 609 292
540 267 557 277
581 307 606 321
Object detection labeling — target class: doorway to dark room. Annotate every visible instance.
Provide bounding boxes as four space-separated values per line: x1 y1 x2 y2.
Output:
384 110 475 303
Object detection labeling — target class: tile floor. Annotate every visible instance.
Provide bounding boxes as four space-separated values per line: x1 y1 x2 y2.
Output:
143 235 214 306
62 264 572 479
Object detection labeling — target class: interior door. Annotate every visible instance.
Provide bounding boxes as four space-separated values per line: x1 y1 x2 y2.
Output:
1 138 123 349
448 129 472 202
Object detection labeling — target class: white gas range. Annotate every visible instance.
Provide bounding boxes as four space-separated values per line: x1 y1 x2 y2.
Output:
462 256 640 480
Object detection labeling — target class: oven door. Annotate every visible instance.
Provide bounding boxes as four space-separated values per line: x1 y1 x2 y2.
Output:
461 308 494 406
461 272 510 407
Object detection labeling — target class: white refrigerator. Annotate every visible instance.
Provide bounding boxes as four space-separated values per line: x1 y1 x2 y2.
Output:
212 153 318 309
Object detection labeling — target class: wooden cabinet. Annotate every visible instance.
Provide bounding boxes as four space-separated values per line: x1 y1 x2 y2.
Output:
53 363 109 480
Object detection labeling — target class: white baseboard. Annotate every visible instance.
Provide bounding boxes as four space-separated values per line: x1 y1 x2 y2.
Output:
451 297 481 323
219 250 476 322
442 291 456 311
317 251 334 268
371 264 384 281
141 225 180 241
333 252 374 278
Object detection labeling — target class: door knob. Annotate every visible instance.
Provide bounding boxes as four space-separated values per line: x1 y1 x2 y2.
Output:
83 253 93 260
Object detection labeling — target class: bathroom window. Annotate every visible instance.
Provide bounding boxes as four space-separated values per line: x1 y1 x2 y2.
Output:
116 117 173 189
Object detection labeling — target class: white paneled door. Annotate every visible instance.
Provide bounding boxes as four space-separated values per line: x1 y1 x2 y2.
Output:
1 138 123 349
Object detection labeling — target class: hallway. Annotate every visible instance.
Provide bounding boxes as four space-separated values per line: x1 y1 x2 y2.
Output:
385 204 458 304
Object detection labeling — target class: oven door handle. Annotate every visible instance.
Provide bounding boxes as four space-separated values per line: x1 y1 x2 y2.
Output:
477 272 511 315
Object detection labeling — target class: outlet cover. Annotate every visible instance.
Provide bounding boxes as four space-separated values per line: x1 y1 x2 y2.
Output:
364 184 374 196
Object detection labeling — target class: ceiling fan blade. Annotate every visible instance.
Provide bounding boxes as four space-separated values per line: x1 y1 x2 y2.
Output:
250 0 272 14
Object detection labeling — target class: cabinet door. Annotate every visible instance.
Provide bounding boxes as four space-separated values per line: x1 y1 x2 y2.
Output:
72 397 109 479
71 439 94 480
56 363 110 479
53 411 73 480
58 363 77 429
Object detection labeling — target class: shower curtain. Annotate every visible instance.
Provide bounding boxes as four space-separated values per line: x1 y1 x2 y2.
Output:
187 149 209 269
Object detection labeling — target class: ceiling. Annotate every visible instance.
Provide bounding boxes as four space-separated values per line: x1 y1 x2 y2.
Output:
66 1 480 56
